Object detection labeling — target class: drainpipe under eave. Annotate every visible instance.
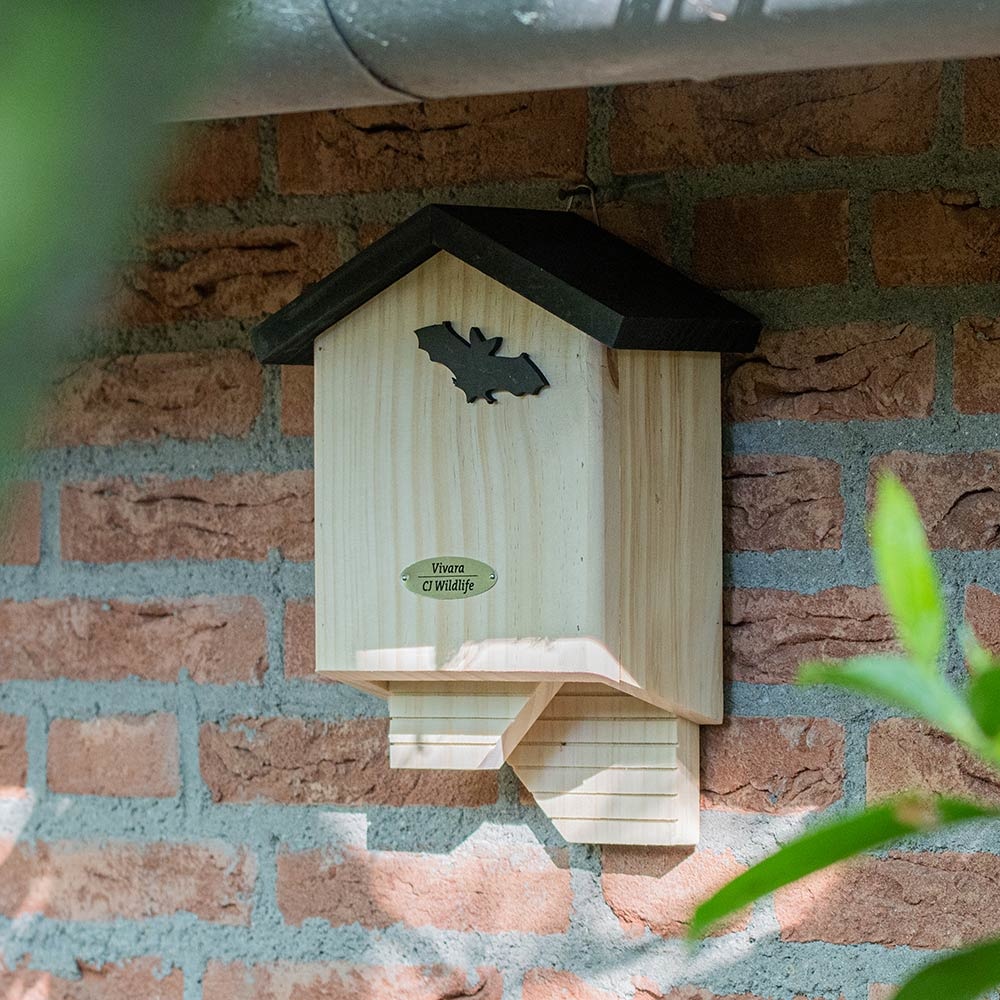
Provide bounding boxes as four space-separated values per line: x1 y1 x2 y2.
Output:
188 0 1000 120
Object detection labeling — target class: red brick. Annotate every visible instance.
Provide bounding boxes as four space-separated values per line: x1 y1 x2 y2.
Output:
701 717 844 813
277 844 570 933
871 451 1000 549
724 455 843 552
283 600 325 680
112 226 338 326
203 962 502 1000
964 58 1000 147
275 91 587 194
953 317 1000 413
612 63 940 173
725 586 893 684
161 118 260 205
966 585 1000 659
867 717 1000 804
723 323 934 422
200 716 497 807
35 350 262 447
280 366 313 437
0 958 182 1000
633 983 833 1000
523 970 616 1000
0 482 41 566
694 191 849 289
872 189 1000 286
775 850 1000 947
0 841 255 923
48 714 179 798
357 222 392 249
61 471 313 563
0 715 27 792
0 596 266 683
601 847 748 938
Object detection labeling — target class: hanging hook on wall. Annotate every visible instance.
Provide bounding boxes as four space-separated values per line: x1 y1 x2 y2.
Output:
559 183 601 228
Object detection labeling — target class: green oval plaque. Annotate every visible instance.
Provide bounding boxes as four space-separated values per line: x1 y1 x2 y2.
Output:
401 557 497 600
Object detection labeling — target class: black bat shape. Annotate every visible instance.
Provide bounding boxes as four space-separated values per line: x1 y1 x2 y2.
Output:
414 322 549 404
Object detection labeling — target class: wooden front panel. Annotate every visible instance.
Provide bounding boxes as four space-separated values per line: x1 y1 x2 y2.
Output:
314 251 611 678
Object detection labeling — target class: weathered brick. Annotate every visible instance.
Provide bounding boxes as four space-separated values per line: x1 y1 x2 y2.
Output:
872 189 1000 286
694 191 849 289
161 118 260 205
275 91 587 194
601 847 748 938
964 58 1000 147
277 844 570 933
725 586 893 684
0 482 41 566
0 841 255 923
61 471 313 563
35 350 262 447
724 455 843 552
200 716 497 807
112 226 338 326
523 970 616 1000
203 962 502 1000
967 584 1000 659
48 714 179 798
633 983 833 1000
0 715 27 791
867 717 1000 804
283 600 326 680
0 958 182 1000
953 317 1000 413
280 366 313 437
0 596 266 683
723 323 934 422
775 850 1000 947
868 987 896 1000
871 451 1000 549
701 717 844 813
612 63 940 173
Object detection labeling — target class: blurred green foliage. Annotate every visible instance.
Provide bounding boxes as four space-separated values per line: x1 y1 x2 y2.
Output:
0 4 220 493
691 475 1000 1000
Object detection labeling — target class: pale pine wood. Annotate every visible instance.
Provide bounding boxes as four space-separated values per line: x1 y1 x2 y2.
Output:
310 248 720 844
509 690 700 846
313 250 722 725
387 680 560 769
614 350 723 724
314 251 612 692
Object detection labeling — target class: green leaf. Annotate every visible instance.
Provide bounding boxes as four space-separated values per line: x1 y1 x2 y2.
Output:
869 474 944 670
798 656 988 755
969 669 1000 741
895 936 1000 1000
688 795 998 939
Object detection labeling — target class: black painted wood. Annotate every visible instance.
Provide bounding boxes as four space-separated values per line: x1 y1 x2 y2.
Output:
251 204 761 365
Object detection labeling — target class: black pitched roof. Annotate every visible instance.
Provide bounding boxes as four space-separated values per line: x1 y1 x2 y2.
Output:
251 204 761 365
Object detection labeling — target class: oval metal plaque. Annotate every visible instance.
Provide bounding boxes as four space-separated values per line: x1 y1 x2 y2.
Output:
401 557 497 600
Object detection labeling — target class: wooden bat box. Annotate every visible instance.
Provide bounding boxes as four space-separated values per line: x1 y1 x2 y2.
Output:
252 205 760 845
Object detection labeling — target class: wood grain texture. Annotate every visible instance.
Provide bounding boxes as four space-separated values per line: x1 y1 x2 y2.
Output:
387 680 560 769
510 688 700 845
313 250 722 724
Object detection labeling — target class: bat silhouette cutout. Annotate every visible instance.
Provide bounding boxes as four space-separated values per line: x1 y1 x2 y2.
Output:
414 322 549 404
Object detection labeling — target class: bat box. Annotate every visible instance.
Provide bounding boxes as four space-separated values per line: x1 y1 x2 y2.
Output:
252 205 760 845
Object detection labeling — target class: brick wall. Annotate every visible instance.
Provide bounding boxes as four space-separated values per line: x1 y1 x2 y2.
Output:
3 59 1000 1000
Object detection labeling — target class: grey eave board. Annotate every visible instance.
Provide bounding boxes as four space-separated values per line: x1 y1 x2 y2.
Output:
251 204 761 365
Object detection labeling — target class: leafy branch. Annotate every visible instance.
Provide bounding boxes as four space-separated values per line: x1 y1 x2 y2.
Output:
689 474 1000 1000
